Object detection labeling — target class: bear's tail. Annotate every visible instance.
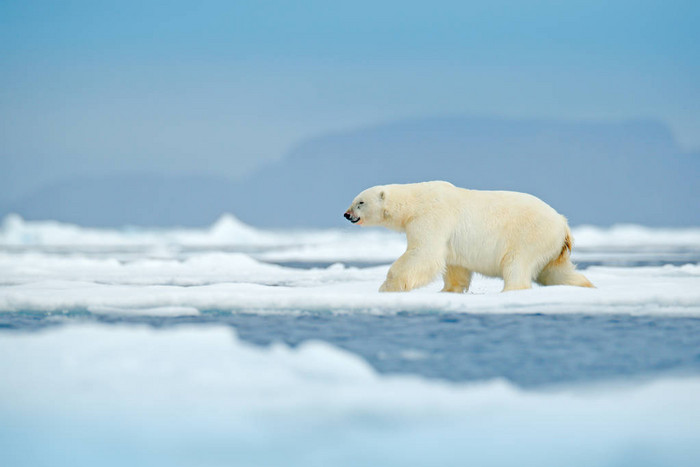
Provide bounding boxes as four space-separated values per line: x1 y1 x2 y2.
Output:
537 226 595 288
559 229 573 263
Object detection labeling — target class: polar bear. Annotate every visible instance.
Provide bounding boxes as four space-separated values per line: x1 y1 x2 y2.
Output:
344 181 593 293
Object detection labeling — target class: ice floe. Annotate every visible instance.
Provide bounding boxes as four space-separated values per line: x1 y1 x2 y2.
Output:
0 324 698 467
1 215 699 316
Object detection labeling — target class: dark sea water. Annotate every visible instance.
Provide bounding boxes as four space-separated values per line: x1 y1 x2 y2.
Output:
2 311 699 388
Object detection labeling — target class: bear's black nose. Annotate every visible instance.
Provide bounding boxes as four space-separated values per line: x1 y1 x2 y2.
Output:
344 212 351 219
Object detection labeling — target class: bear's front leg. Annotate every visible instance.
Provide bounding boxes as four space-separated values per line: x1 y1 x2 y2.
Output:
441 265 472 293
379 269 409 292
379 248 445 292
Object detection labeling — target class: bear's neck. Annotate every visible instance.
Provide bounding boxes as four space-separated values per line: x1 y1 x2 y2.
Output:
384 189 417 232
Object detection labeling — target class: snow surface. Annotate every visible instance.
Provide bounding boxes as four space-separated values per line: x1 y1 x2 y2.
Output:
1 253 699 315
1 324 699 467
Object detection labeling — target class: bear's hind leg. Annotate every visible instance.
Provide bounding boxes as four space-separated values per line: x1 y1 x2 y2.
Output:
501 254 534 292
441 265 472 293
537 260 594 288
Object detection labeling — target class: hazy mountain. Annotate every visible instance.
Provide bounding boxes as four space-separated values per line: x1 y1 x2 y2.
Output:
3 117 698 227
232 117 699 227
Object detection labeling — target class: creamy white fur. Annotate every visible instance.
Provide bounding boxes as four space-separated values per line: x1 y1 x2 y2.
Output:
345 181 593 293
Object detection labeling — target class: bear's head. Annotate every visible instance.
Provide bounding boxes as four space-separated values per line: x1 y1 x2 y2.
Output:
344 186 387 227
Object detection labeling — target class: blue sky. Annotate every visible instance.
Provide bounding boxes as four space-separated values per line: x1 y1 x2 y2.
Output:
1 0 699 200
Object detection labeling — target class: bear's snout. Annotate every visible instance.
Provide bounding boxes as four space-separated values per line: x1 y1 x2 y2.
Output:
344 210 360 224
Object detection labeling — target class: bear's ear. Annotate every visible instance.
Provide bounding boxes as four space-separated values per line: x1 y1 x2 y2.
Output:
379 191 385 200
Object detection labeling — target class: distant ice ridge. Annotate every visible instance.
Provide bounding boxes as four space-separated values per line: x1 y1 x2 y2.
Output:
0 324 699 467
2 214 700 249
0 213 270 246
0 213 405 263
574 223 700 248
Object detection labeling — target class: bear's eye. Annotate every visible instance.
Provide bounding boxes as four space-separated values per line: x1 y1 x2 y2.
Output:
357 201 364 207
